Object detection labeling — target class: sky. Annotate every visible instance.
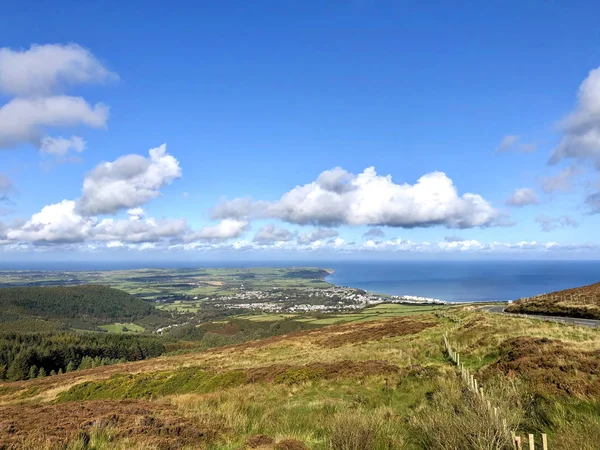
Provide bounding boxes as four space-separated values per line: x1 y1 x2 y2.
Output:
1 0 600 261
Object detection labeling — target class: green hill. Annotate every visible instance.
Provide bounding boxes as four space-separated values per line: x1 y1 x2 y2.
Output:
0 285 156 330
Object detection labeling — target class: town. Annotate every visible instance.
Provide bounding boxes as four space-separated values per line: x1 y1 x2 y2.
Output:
211 286 446 313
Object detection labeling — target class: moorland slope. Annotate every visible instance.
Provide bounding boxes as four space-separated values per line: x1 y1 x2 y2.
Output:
506 281 600 319
1 308 600 449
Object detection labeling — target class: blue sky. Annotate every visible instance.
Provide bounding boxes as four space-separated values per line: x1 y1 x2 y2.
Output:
1 0 600 260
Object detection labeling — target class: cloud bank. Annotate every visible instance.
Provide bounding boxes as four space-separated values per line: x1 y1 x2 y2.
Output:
213 167 500 229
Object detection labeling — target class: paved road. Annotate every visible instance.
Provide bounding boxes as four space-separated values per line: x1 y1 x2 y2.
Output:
479 305 600 328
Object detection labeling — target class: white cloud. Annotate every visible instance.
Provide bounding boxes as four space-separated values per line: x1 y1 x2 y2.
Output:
535 214 578 232
77 144 181 215
297 228 339 244
5 201 190 246
550 67 600 167
253 224 295 244
93 215 188 243
213 167 500 229
0 96 108 148
0 43 116 97
6 200 95 244
40 135 86 156
506 188 540 207
0 43 115 151
195 219 249 240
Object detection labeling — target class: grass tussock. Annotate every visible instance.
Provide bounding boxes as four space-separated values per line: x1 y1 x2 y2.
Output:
329 408 406 450
409 376 523 450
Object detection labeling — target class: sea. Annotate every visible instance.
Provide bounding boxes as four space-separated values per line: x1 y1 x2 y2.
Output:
0 260 599 303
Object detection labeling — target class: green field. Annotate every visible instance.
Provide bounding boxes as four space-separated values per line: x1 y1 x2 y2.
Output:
0 267 333 301
233 303 448 326
98 323 146 333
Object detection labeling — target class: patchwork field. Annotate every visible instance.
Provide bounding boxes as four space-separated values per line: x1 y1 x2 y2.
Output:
0 267 333 301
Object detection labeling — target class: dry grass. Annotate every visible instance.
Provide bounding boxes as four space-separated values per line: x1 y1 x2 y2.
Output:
506 282 600 319
0 399 209 449
1 310 600 449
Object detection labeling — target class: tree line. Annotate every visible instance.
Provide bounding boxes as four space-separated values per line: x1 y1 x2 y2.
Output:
0 332 166 381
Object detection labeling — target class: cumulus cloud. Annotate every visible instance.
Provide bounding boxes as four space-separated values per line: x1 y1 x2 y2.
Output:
0 96 108 148
535 214 578 232
77 144 181 215
549 67 600 167
0 43 114 151
297 228 339 244
211 197 268 220
363 227 385 238
0 43 116 97
195 219 249 240
93 214 188 243
40 135 86 156
4 201 190 246
213 167 499 229
506 188 540 207
6 200 95 244
253 224 295 244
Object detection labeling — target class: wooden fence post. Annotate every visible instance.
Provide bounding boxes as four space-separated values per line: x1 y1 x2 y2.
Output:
529 434 535 449
515 436 522 450
541 433 548 450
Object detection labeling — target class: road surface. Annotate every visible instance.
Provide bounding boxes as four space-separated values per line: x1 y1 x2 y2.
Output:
479 305 600 328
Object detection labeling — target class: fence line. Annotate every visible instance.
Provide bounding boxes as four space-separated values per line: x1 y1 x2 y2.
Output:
443 333 548 450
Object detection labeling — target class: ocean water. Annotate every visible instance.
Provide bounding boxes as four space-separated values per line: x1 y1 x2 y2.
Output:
325 260 600 302
0 260 599 303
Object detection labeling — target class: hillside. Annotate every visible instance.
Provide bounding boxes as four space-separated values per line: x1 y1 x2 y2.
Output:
506 282 600 319
0 285 156 328
1 308 599 449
